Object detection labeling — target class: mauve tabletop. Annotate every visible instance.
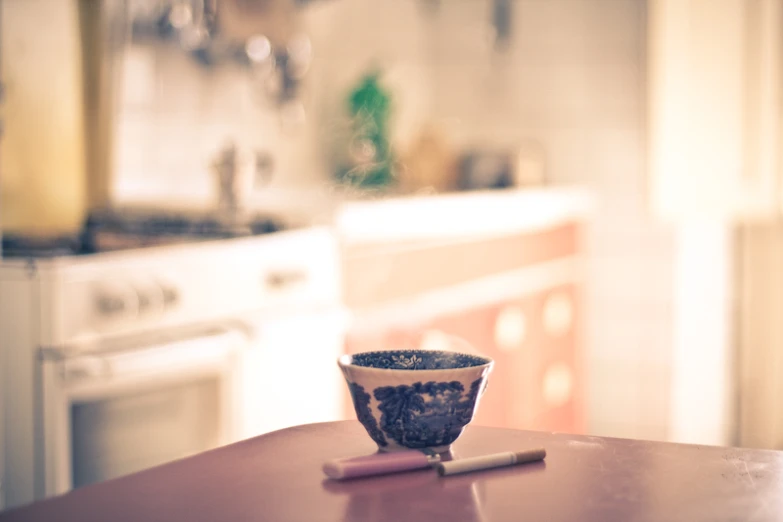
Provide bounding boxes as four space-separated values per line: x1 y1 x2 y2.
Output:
2 420 783 522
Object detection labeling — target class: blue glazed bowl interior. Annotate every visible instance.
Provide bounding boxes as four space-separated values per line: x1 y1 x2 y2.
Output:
342 349 492 371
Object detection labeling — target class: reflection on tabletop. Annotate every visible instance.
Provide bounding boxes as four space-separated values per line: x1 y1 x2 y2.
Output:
321 448 547 522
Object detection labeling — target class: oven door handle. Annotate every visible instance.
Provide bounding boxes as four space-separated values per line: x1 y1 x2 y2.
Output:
59 329 247 386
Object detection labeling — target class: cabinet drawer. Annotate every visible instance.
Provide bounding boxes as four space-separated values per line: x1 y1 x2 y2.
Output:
343 223 581 308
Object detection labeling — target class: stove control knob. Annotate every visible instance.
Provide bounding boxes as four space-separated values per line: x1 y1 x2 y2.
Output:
96 293 128 316
130 278 166 318
94 283 139 322
161 285 180 309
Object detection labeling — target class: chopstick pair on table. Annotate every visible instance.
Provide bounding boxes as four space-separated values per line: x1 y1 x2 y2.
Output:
323 447 546 480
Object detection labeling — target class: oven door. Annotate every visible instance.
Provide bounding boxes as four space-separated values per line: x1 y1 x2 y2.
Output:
39 326 247 497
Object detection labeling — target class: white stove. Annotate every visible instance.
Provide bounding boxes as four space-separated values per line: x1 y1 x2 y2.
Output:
0 226 346 510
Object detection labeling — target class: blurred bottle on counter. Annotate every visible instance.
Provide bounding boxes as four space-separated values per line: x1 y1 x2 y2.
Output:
456 140 547 191
398 124 457 194
335 71 395 190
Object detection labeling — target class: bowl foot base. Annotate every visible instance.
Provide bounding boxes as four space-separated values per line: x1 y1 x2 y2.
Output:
377 444 452 454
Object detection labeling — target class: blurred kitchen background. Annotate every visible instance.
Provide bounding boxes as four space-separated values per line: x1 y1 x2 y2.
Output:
2 0 783 512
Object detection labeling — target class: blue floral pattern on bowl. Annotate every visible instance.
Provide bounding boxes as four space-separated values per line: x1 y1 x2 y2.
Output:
347 382 387 447
347 379 484 450
378 378 483 448
340 348 494 452
349 350 490 370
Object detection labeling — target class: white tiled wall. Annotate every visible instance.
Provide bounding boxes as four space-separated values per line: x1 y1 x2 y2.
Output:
415 0 674 440
308 0 676 440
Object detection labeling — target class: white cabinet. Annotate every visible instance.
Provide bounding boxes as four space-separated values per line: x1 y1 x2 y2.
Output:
648 0 783 220
242 309 348 438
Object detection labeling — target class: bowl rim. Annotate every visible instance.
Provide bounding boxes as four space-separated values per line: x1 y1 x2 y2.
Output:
338 349 494 373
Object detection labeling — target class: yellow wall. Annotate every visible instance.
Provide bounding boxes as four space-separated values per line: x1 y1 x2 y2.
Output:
1 0 86 235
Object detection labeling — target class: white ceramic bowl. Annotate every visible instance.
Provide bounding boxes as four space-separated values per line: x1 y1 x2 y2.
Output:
338 349 494 453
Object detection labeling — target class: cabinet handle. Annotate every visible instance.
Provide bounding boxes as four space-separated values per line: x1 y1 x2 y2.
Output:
543 292 573 337
494 306 527 351
62 356 109 382
265 269 307 290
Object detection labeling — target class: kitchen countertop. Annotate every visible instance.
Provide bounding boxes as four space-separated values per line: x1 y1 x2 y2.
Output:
335 186 593 245
337 187 589 310
2 420 782 522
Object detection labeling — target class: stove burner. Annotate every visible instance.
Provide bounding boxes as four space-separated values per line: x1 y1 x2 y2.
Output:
1 235 83 258
2 209 286 258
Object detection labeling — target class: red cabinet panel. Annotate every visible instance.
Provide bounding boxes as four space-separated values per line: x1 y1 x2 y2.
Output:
342 283 584 435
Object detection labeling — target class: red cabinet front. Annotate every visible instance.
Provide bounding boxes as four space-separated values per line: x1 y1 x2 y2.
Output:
343 283 584 435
